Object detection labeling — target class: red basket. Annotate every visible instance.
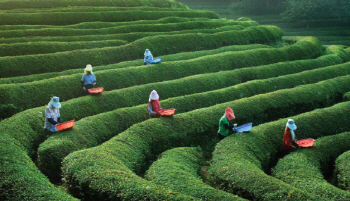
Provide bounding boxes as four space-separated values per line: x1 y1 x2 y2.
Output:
56 120 75 131
88 87 104 94
297 138 315 147
159 109 176 117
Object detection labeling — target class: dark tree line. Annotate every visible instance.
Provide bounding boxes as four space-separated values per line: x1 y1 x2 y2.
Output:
230 0 350 27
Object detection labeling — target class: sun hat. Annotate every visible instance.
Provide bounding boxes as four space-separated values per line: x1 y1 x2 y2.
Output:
144 49 152 57
286 119 297 130
84 64 93 73
225 107 235 121
149 90 159 100
48 96 61 109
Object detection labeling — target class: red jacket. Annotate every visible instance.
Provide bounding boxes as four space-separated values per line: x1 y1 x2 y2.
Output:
283 126 294 152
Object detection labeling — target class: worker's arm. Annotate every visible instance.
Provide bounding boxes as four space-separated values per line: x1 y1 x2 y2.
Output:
47 118 58 125
148 103 154 114
290 129 295 141
224 123 235 129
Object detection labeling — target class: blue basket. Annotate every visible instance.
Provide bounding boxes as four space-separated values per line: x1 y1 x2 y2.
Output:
234 123 253 133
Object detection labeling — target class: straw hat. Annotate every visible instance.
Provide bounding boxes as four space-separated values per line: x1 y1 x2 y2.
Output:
149 90 159 100
225 107 235 121
286 119 297 130
48 96 61 109
84 64 93 72
144 49 152 56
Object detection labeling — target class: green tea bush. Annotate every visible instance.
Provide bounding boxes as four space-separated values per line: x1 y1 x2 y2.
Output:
0 43 263 84
334 150 350 191
0 23 245 45
0 10 219 25
145 147 246 200
3 6 188 13
0 36 321 110
273 132 350 200
0 44 342 159
0 104 22 120
344 92 350 101
61 78 350 200
210 101 350 200
0 16 205 31
0 133 78 201
0 0 188 10
0 40 127 57
0 25 283 78
38 60 350 181
0 19 255 39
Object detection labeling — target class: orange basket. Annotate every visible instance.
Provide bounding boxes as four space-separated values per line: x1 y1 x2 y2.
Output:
88 87 104 95
297 138 315 147
56 120 75 131
159 109 176 117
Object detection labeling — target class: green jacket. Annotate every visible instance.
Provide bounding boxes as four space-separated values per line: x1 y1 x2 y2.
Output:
218 115 231 136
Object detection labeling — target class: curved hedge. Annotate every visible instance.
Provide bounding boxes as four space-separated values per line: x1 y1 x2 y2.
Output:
210 101 350 200
61 76 350 200
3 6 188 13
0 36 321 110
38 60 350 181
0 19 255 39
0 43 341 159
0 43 265 84
334 150 350 191
0 40 127 57
0 0 188 10
0 16 205 31
344 92 350 101
0 25 283 78
0 10 219 25
0 133 78 201
0 23 245 45
272 132 350 200
145 147 247 200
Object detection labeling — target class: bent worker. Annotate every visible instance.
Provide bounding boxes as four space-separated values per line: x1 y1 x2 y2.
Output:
44 96 61 132
148 90 162 118
81 64 96 95
144 49 161 65
217 107 237 140
283 119 298 152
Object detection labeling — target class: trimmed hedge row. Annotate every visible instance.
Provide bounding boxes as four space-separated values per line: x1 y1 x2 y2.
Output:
0 10 219 25
0 25 283 78
0 23 245 45
272 132 350 200
0 43 341 160
0 0 188 10
209 101 350 200
0 16 205 31
0 36 322 110
0 19 256 39
61 78 350 200
0 133 78 201
145 147 246 200
0 40 127 57
344 92 350 101
2 6 188 13
334 150 350 191
38 59 350 182
0 43 265 84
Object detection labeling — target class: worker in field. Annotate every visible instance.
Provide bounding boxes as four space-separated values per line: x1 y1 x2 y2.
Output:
217 107 237 140
44 96 61 132
81 64 96 95
148 90 162 118
144 49 161 65
283 119 298 152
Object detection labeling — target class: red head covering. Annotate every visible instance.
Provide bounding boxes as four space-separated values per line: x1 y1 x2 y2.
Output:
225 107 235 121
